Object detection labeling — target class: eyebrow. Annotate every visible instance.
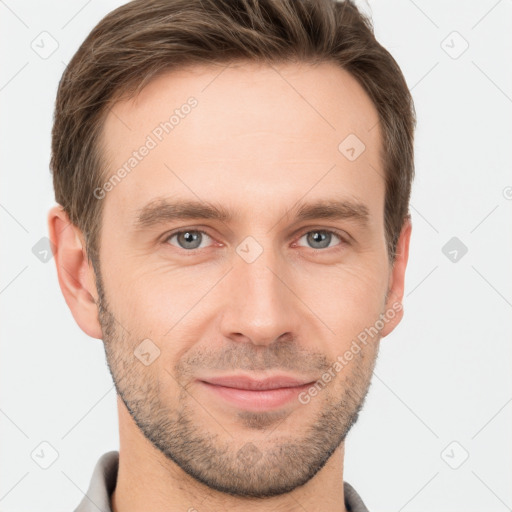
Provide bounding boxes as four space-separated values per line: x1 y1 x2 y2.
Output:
134 197 370 231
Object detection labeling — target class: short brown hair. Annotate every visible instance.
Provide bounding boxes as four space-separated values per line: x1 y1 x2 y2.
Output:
51 0 415 264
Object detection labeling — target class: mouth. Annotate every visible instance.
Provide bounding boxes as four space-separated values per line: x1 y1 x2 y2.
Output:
197 374 316 411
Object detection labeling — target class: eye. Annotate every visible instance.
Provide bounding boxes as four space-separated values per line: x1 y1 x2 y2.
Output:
296 229 346 250
163 228 348 253
165 230 214 250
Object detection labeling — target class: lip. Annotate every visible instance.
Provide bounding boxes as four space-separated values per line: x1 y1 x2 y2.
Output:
200 375 314 390
197 374 316 411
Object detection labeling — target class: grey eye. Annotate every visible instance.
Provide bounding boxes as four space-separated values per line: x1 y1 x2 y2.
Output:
298 230 342 250
167 230 212 250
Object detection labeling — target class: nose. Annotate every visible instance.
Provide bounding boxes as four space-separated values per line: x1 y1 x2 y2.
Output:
218 244 302 347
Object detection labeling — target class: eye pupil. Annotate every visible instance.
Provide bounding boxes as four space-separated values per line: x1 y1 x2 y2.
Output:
178 231 202 249
307 230 331 249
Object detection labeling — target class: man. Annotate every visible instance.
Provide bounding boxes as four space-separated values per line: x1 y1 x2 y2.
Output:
48 0 415 510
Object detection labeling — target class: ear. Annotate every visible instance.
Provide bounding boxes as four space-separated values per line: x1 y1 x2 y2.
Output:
380 216 412 338
48 205 103 339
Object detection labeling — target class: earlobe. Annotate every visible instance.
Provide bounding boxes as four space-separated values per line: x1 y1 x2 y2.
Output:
47 205 103 340
380 216 412 338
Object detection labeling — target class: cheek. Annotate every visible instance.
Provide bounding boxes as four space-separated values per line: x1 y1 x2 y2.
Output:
299 264 389 354
106 262 218 343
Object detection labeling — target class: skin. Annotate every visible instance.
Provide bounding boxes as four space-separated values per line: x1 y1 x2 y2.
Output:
48 61 411 512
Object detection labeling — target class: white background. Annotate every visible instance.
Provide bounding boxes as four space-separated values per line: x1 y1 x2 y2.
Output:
1 0 511 511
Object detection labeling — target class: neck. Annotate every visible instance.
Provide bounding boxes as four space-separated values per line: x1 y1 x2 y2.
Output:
111 399 348 512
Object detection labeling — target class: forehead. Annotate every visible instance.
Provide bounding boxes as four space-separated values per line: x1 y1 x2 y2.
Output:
99 61 384 229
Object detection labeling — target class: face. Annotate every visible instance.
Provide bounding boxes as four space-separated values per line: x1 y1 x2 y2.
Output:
92 61 407 497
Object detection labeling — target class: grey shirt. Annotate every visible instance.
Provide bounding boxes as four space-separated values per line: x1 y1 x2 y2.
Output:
74 451 370 512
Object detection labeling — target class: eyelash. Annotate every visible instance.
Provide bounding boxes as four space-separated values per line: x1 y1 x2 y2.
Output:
163 228 349 253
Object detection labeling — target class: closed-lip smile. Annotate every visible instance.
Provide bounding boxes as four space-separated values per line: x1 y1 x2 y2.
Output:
197 374 316 411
